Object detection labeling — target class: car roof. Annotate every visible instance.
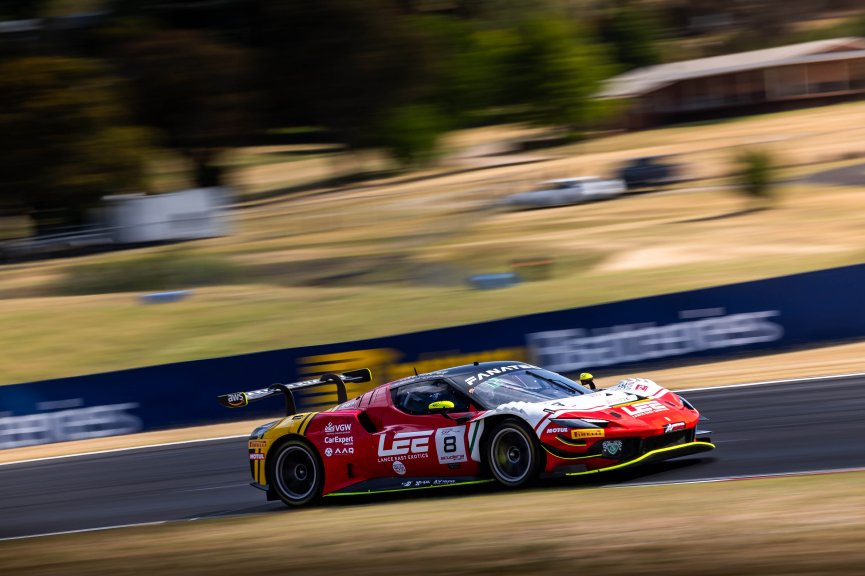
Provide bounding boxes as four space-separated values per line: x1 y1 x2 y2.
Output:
385 360 533 388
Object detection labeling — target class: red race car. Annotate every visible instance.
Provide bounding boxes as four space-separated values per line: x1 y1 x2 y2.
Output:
219 361 714 506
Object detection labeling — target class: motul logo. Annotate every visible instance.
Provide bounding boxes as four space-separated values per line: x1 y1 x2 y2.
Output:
378 431 433 457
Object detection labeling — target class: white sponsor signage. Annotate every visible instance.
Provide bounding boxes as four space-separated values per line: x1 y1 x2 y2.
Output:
527 309 783 372
0 401 142 449
465 364 536 386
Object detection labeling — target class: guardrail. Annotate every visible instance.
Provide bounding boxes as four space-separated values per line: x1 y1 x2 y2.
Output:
2 262 864 448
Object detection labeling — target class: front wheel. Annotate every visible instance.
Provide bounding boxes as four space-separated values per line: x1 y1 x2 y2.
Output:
268 439 323 507
485 418 542 488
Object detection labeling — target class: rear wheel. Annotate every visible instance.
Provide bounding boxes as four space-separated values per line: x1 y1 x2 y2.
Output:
268 439 323 507
485 418 541 488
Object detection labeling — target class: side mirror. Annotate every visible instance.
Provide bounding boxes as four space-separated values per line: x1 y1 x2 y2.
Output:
428 400 472 423
428 400 455 411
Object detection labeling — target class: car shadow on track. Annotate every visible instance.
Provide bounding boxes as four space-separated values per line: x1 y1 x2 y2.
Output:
186 457 714 521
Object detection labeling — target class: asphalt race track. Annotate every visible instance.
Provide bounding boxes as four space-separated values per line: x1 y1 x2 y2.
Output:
2 374 864 540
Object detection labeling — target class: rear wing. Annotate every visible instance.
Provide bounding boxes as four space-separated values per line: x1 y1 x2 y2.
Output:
217 368 372 416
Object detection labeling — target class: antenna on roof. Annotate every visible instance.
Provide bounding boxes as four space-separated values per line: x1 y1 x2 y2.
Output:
413 367 418 376
473 361 479 366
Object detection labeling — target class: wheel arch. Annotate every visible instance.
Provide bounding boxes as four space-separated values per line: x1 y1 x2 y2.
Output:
265 433 325 502
476 414 546 472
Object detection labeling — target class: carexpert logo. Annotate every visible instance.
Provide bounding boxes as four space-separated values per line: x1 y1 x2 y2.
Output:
377 430 433 463
0 399 142 449
324 435 353 445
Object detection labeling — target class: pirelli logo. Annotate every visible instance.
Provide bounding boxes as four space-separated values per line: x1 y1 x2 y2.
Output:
248 440 267 449
571 429 605 439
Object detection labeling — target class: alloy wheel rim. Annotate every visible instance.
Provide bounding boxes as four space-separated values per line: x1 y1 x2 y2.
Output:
275 446 316 500
492 428 532 482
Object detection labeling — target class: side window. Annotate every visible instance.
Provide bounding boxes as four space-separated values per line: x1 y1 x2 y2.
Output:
391 380 472 415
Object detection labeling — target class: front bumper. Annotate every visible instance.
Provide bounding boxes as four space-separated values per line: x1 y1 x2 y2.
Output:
561 441 716 476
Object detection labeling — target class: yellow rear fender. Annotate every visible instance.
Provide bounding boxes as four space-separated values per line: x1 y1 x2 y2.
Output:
248 412 318 486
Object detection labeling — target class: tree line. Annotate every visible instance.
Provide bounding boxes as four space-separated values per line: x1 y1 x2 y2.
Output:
0 0 667 230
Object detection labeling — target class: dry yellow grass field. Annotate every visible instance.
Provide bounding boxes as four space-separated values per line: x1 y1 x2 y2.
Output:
1 101 864 384
2 471 864 576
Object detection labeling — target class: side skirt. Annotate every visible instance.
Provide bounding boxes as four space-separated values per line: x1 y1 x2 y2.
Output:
325 476 493 497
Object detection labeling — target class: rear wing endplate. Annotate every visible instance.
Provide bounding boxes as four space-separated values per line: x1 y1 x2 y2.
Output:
217 368 372 416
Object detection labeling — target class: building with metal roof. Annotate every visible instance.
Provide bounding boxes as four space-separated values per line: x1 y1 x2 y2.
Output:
599 38 865 128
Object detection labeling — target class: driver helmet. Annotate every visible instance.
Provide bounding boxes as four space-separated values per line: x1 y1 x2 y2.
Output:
579 372 594 383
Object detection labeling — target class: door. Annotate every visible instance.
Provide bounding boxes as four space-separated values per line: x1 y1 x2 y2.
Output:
373 379 482 480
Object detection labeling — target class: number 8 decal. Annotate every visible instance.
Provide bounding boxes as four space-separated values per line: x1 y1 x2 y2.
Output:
435 426 468 464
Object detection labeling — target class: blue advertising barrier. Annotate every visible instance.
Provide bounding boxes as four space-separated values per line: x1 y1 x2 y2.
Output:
2 263 864 448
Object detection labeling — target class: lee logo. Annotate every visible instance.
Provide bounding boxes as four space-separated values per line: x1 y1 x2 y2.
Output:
620 400 668 417
378 431 433 458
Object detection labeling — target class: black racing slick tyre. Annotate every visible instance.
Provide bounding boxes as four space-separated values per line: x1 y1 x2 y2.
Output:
485 418 542 488
268 439 323 507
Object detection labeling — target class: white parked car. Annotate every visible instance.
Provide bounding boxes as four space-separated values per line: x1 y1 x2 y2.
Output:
505 177 625 208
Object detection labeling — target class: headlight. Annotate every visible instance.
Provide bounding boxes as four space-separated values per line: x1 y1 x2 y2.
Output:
250 420 278 439
550 418 609 429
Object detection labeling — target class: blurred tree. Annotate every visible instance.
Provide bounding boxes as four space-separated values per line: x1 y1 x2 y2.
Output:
415 16 507 123
374 104 447 165
111 0 259 43
259 0 436 159
119 29 260 187
734 148 777 207
0 0 45 18
598 2 665 70
0 57 152 231
505 18 615 138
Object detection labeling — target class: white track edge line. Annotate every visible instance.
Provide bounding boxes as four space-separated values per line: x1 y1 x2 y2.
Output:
0 521 168 542
3 369 865 467
0 434 248 467
677 370 865 393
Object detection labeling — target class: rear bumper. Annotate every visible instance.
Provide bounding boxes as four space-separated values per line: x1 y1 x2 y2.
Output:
563 441 716 476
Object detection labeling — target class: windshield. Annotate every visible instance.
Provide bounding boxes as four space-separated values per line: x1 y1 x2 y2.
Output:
456 369 591 409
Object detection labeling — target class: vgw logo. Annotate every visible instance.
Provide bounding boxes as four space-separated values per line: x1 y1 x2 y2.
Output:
377 430 433 460
324 421 352 434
